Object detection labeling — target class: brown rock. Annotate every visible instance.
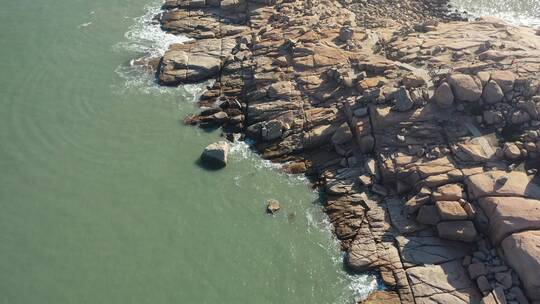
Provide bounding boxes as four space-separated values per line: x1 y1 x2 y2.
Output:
466 171 540 200
432 183 465 201
417 205 441 225
447 73 482 102
437 220 478 242
266 199 281 214
491 70 516 93
501 231 540 302
406 260 481 303
436 201 469 220
434 82 454 107
478 196 540 245
468 262 488 279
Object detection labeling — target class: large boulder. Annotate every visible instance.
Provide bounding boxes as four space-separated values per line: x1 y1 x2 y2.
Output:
465 171 540 200
501 231 540 302
447 74 482 102
482 80 504 104
478 196 540 244
159 38 235 85
200 141 230 169
434 82 454 107
490 70 516 93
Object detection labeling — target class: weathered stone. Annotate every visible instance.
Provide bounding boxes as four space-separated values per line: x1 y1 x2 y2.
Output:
407 260 482 304
432 183 465 201
345 223 378 272
436 201 469 220
437 220 477 242
468 262 488 279
491 71 516 93
417 205 441 225
266 199 281 214
501 231 540 302
392 87 415 112
331 123 353 145
261 120 283 141
482 80 504 104
448 74 482 102
434 82 454 107
466 171 540 200
200 141 230 169
396 235 474 266
478 196 540 245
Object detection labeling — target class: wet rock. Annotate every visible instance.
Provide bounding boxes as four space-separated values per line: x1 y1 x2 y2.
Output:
437 220 477 242
261 120 283 141
200 141 230 169
448 73 482 102
266 199 281 214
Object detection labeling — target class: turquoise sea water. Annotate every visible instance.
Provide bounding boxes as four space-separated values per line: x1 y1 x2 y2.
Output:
0 1 376 303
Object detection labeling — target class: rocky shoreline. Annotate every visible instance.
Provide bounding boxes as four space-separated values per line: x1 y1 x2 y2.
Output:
151 0 540 303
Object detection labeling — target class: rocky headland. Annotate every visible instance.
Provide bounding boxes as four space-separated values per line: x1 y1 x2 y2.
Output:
151 0 540 302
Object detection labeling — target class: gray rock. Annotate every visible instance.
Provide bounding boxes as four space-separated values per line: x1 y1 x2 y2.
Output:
393 87 415 112
448 73 482 102
483 80 504 104
200 141 230 169
396 235 474 266
434 82 454 107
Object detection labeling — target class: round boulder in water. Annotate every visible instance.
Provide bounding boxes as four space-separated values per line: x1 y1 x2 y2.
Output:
200 141 230 169
266 199 281 214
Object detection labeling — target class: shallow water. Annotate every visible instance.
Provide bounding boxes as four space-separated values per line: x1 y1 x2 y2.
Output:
451 0 540 26
0 0 376 303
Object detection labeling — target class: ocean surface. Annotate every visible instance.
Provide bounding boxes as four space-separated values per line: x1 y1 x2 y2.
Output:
0 0 377 303
452 0 540 26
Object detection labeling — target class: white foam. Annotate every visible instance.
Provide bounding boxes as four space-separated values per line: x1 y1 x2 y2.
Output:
113 1 196 95
77 21 92 29
116 1 191 58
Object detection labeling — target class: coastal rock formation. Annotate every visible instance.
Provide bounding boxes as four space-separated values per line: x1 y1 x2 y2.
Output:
200 141 230 168
150 0 540 302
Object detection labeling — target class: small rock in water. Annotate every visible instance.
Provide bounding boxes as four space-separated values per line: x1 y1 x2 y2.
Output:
266 199 281 214
200 141 230 169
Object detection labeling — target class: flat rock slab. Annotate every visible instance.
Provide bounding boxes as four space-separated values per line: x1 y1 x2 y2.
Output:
159 38 236 85
478 196 540 245
465 171 540 200
501 230 540 302
406 260 481 304
396 235 474 267
437 220 477 242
